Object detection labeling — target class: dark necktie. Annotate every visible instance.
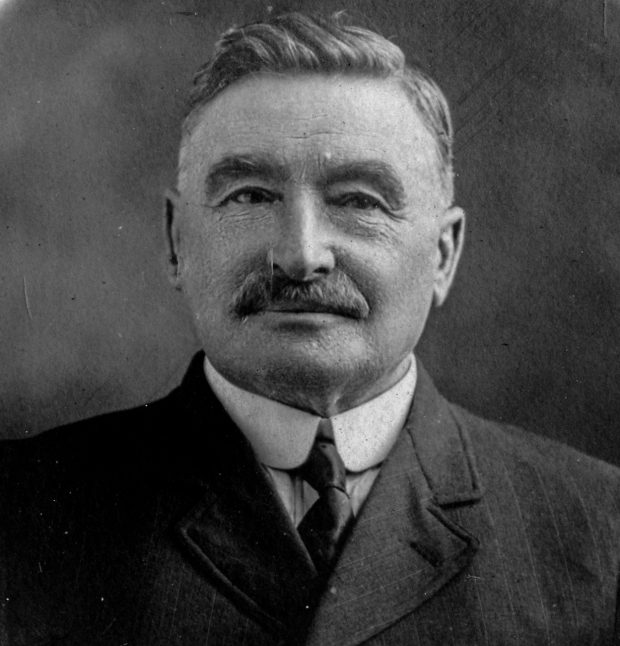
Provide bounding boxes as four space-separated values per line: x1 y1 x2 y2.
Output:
297 419 354 575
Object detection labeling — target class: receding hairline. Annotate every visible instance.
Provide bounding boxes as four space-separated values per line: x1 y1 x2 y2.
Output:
178 70 452 202
182 69 425 139
177 12 454 203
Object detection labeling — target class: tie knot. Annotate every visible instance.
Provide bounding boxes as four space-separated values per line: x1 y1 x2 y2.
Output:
299 419 347 494
297 418 353 574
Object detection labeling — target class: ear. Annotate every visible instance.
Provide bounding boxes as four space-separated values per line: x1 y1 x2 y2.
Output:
163 188 183 290
433 206 465 307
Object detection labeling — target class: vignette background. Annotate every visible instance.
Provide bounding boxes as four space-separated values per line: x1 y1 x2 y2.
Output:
2 0 620 465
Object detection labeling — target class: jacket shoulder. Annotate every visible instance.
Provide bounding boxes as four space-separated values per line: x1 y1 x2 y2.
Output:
449 402 620 513
0 394 176 484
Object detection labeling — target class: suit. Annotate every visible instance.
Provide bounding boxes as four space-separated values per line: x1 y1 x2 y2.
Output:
1 351 619 645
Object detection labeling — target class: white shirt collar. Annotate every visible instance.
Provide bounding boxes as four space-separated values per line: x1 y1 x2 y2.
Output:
204 356 417 473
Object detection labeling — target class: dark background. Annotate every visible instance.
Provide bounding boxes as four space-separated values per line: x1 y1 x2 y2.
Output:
2 0 619 465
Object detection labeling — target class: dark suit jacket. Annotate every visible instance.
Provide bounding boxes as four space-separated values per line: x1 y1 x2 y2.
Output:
1 352 619 645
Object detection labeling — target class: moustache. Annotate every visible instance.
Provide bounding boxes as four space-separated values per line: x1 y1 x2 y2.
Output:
231 271 370 320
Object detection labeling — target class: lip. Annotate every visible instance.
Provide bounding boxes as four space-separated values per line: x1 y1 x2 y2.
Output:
264 302 343 315
260 310 348 325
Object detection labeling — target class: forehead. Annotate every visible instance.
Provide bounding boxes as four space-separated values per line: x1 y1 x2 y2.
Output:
180 74 439 188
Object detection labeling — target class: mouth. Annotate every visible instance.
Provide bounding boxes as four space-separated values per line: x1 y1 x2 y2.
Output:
264 301 347 315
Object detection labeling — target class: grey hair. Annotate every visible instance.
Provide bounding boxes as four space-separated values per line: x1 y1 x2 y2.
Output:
179 12 454 203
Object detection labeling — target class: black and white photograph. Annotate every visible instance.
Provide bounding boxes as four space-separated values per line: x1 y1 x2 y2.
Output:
1 1 619 643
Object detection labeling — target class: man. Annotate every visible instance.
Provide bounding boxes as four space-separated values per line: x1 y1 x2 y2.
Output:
1 12 618 646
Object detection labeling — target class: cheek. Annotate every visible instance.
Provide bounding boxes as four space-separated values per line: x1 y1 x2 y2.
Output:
368 238 437 355
356 229 437 312
180 217 265 308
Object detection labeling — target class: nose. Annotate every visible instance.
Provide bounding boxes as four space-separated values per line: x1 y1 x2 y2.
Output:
270 193 335 281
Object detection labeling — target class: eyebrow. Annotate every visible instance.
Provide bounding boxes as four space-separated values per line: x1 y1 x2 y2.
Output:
205 154 288 198
204 154 407 210
320 160 407 210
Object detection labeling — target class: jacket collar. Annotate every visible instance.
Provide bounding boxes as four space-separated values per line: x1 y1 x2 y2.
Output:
164 353 319 634
404 362 483 505
303 362 483 646
167 353 483 643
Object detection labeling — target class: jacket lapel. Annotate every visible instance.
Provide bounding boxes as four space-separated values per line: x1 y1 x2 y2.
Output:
159 354 318 633
303 364 483 646
176 451 318 632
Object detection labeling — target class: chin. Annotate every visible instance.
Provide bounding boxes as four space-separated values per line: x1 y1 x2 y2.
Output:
207 333 378 404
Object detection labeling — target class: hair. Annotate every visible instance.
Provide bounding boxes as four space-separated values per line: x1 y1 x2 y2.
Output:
179 12 454 203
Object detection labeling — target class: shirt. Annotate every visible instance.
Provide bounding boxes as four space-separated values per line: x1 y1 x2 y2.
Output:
204 357 417 526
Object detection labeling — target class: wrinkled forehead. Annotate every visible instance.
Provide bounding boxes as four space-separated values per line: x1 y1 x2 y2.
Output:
178 73 442 192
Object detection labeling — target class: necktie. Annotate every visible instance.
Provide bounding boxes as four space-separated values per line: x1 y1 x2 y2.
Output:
297 419 354 575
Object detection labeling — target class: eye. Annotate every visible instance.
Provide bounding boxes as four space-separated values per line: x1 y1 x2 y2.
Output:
333 193 387 212
220 187 278 206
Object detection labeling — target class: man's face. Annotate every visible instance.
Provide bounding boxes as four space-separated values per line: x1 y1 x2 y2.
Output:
168 74 463 414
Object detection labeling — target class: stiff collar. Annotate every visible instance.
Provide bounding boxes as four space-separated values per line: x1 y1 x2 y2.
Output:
204 357 417 473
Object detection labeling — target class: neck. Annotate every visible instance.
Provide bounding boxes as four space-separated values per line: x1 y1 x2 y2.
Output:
230 355 414 417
